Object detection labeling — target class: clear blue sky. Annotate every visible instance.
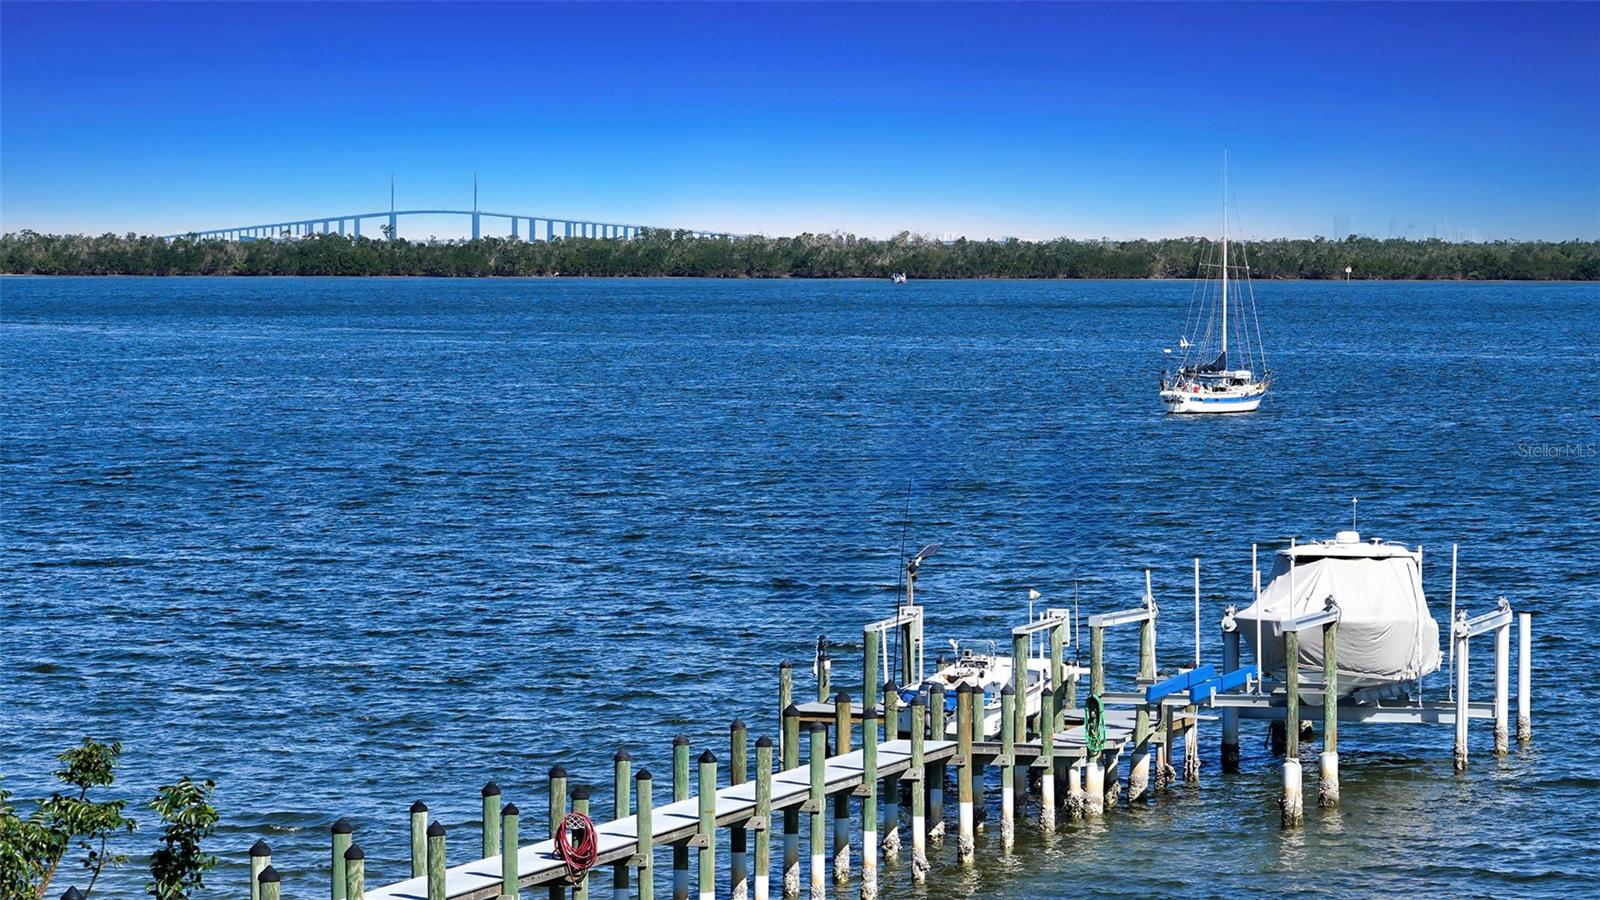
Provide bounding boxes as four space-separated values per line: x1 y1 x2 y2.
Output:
2 1 1596 241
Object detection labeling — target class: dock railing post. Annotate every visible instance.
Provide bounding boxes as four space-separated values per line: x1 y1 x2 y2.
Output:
502 803 520 900
1320 615 1340 808
346 844 366 900
832 693 851 883
955 684 975 863
331 818 352 900
483 783 503 861
1454 615 1469 771
999 684 1015 850
426 821 447 900
573 787 592 900
550 768 569 900
926 684 946 839
781 706 800 898
614 752 632 900
807 723 826 900
754 738 773 900
697 752 717 900
1495 603 1511 755
250 839 271 900
1222 611 1241 772
1040 683 1057 829
1518 612 1532 744
908 696 928 883
880 682 901 858
861 707 879 900
409 802 428 879
730 724 748 900
1281 628 1303 828
636 770 655 900
674 736 691 900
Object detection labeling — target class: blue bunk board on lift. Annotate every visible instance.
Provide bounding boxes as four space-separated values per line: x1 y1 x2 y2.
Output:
1186 665 1259 704
1144 664 1217 704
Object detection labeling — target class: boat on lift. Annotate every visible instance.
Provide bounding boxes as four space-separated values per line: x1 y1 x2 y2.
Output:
1160 153 1271 413
896 640 1049 737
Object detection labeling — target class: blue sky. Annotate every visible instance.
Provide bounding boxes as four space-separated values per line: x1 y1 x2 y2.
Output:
2 1 1596 240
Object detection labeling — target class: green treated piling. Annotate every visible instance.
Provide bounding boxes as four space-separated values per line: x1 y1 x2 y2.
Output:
832 691 851 883
754 737 774 900
258 865 282 900
636 770 655 900
807 722 827 900
483 782 503 861
410 802 428 880
614 751 632 900
1090 626 1105 697
863 628 880 744
1130 616 1156 803
697 751 717 900
730 721 748 900
1320 619 1340 809
426 821 447 900
1050 619 1069 727
955 683 975 863
816 638 831 704
250 839 272 900
674 735 691 900
861 706 879 899
879 681 901 859
908 696 928 883
572 787 592 900
1000 683 1016 848
501 803 520 900
1011 632 1029 745
345 844 365 900
331 818 353 900
1282 628 1304 828
550 766 569 900
781 705 800 898
927 684 945 838
1040 683 1057 828
778 662 793 759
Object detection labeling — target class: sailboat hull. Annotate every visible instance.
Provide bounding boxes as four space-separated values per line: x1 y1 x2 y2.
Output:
1161 388 1265 414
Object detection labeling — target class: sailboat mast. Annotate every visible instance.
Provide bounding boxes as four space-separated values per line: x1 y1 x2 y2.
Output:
1221 151 1229 360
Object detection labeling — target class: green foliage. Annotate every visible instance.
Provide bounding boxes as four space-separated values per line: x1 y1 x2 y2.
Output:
146 778 217 900
0 739 137 898
1 229 1596 279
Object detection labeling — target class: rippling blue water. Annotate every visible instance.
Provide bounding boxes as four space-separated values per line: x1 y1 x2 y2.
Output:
2 276 1597 897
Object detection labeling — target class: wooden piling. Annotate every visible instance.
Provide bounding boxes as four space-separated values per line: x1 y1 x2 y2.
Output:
549 767 569 900
410 802 428 880
1221 626 1241 773
816 639 831 704
861 707 880 900
345 844 365 900
426 821 447 900
502 804 520 900
807 723 826 900
1011 633 1029 745
573 787 592 900
832 692 851 883
331 818 353 900
1454 625 1469 771
1281 629 1303 827
614 752 632 900
697 751 717 900
259 866 282 900
1039 684 1056 829
754 737 773 900
674 736 691 900
250 839 272 900
955 683 975 863
1129 616 1155 803
927 683 946 840
999 684 1015 850
1517 612 1532 744
1320 619 1340 808
1067 761 1086 821
1495 614 1510 755
879 681 901 859
729 722 748 900
1050 617 1068 728
908 695 928 883
781 705 800 898
636 770 655 900
778 662 793 759
483 782 503 861
863 626 880 741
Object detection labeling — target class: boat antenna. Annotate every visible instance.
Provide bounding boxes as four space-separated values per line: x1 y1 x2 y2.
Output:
1351 497 1358 531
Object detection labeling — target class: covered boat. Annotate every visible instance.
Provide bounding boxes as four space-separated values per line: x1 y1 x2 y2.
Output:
1234 531 1441 702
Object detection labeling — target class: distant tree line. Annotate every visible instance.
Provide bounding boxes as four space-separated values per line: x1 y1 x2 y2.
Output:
3 229 1596 280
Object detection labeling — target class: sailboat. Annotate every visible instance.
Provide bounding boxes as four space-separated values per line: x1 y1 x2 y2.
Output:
1159 155 1271 413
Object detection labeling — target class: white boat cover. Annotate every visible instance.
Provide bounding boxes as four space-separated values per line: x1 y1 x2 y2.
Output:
1235 533 1441 693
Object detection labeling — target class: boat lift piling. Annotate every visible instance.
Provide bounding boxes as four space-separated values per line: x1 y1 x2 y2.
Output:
249 562 1534 900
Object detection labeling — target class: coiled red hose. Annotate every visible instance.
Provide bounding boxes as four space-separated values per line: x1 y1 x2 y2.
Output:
556 811 598 883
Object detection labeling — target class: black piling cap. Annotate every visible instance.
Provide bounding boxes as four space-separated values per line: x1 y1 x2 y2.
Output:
615 748 632 762
929 683 945 695
835 691 851 703
956 682 974 694
482 781 501 798
249 839 272 857
783 703 801 718
779 660 792 670
730 718 746 732
257 866 281 884
883 679 898 693
698 749 717 764
331 817 353 834
549 765 568 780
862 706 878 720
502 802 519 817
673 734 690 747
755 736 774 748
426 821 446 838
909 694 926 707
810 722 827 733
61 888 84 900
409 800 428 815
1001 683 1016 696
637 768 654 781
571 785 591 801
344 844 365 861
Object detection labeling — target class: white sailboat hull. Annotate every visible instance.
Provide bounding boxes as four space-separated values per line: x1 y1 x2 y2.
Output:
1161 385 1265 414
